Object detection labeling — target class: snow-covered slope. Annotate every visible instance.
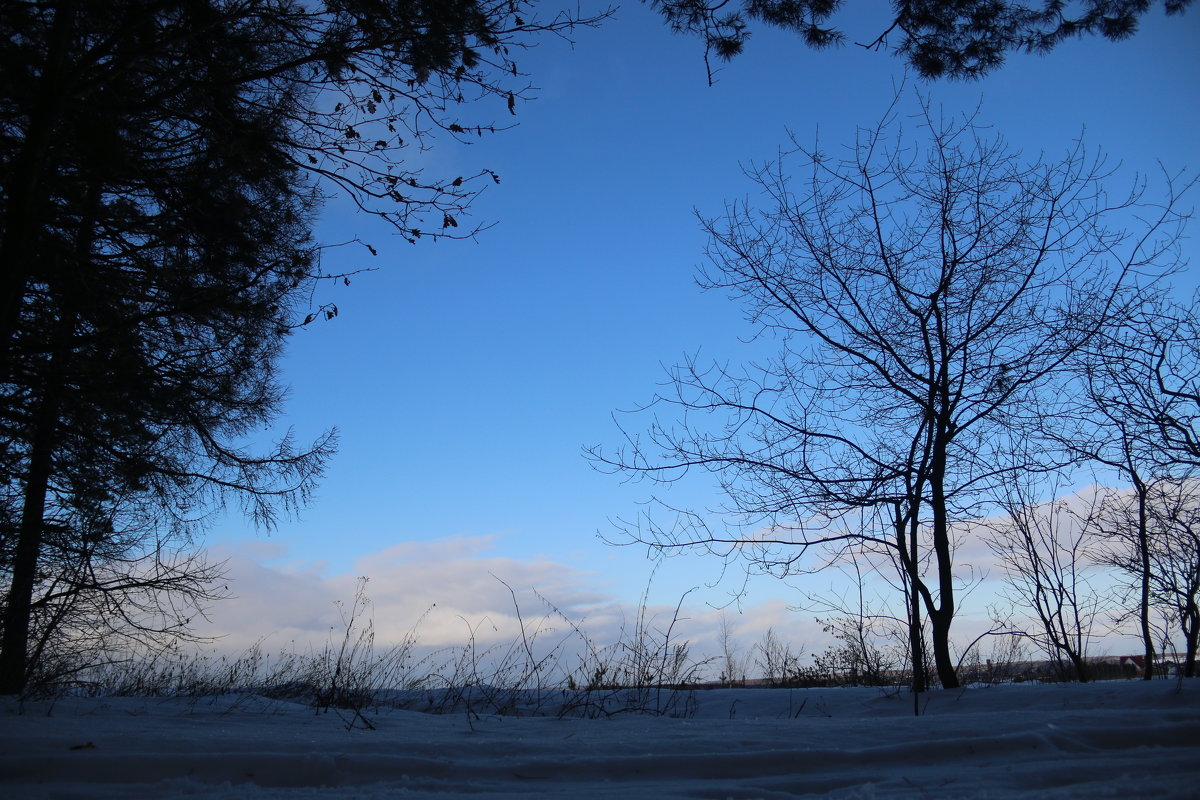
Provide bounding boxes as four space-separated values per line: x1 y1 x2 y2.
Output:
2 681 1197 798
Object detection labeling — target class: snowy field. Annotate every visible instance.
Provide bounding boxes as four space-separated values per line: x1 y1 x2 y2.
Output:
2 681 1198 799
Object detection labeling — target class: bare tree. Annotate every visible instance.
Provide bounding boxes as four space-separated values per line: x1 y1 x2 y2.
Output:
25 532 227 692
984 475 1108 682
753 627 804 686
592 96 1190 689
808 557 911 688
716 612 743 685
1069 294 1199 678
1095 478 1200 677
1079 294 1199 470
1146 479 1200 676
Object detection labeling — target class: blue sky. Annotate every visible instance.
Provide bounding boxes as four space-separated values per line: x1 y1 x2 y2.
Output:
204 4 1199 654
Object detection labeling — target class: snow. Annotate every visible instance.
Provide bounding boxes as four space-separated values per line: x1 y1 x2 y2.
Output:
2 681 1198 799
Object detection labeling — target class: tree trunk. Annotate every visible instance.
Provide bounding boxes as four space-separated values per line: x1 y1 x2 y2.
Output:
929 435 960 689
896 501 926 695
929 607 958 689
0 383 62 694
1135 481 1155 680
909 582 925 692
0 1 75 373
1068 650 1089 683
0 192 91 694
1183 601 1197 678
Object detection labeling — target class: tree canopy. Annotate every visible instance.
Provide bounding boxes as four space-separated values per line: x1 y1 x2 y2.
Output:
0 0 598 695
651 0 1194 80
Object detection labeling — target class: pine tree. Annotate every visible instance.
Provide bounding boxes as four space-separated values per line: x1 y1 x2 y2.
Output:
651 0 1193 82
0 0 595 695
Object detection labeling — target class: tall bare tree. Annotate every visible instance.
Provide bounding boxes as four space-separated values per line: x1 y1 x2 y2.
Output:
593 97 1189 689
1067 294 1199 678
1143 478 1200 676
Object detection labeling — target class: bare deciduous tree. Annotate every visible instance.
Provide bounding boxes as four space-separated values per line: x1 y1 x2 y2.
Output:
753 627 804 686
1094 479 1200 677
1069 294 1199 678
592 96 1190 689
26 524 228 692
1145 479 1200 676
984 475 1108 682
716 612 743 685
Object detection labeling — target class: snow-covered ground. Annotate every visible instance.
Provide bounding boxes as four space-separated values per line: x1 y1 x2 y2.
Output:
2 680 1198 798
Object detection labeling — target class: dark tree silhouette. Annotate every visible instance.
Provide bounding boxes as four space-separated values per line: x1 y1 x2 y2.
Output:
1067 294 1200 678
1142 479 1200 677
651 0 1193 82
983 472 1108 682
0 0 599 695
1091 478 1200 678
592 99 1189 690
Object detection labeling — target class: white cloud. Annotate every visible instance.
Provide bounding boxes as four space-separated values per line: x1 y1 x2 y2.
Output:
190 536 830 678
193 485 1158 684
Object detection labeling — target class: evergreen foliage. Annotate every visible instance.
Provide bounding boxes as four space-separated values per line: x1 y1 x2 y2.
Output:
651 0 1193 81
0 0 596 695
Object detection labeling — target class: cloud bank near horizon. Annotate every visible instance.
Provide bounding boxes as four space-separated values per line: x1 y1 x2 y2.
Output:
193 536 827 675
194 486 1160 679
